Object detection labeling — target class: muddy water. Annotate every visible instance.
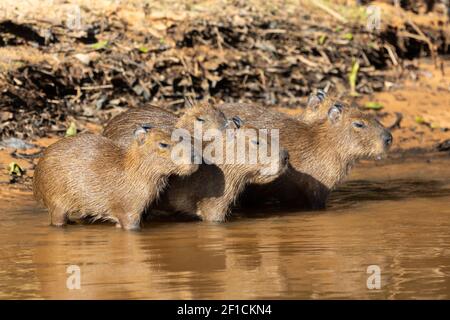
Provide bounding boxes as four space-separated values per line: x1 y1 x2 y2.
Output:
1 156 450 299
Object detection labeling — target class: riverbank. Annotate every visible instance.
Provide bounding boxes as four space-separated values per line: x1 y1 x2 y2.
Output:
1 0 449 192
1 57 449 192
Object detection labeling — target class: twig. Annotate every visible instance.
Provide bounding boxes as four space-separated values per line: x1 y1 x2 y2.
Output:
297 55 319 68
384 44 399 66
80 84 114 91
407 19 437 65
214 26 223 53
309 0 348 24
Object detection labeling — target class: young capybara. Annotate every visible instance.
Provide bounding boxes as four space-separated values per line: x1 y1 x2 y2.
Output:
103 100 232 149
33 126 199 230
218 95 393 209
153 124 289 222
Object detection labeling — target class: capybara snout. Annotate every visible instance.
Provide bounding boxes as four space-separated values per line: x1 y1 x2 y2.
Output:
348 115 393 159
323 102 393 160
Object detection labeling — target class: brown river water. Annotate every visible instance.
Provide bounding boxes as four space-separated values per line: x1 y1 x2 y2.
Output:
1 155 450 299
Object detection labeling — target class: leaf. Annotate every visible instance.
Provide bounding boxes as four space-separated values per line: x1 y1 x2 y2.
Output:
364 102 383 110
342 33 353 41
349 59 360 97
430 122 440 129
415 116 426 124
65 122 77 137
138 46 149 53
8 162 24 176
90 40 108 50
318 34 327 45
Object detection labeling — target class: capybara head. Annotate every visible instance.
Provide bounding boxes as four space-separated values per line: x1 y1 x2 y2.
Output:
176 100 231 133
132 124 199 176
301 89 337 124
324 103 393 160
227 125 289 184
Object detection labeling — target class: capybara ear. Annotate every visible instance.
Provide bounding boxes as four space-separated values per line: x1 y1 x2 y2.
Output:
307 89 326 110
327 103 343 124
231 116 244 129
133 124 152 145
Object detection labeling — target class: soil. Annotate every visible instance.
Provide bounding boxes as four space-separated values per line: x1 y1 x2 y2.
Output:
0 0 449 192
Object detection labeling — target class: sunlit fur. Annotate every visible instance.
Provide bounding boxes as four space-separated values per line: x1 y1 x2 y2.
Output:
218 100 392 209
175 100 230 133
104 100 285 222
103 100 230 148
299 90 343 124
154 124 288 222
281 107 390 189
33 130 198 230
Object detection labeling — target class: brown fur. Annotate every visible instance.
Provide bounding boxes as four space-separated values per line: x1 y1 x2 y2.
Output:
103 101 287 221
218 99 393 209
33 130 199 230
103 100 231 148
154 125 289 222
298 89 343 124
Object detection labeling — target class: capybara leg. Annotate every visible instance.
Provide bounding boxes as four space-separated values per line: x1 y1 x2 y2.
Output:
118 213 141 231
200 205 227 223
50 206 67 227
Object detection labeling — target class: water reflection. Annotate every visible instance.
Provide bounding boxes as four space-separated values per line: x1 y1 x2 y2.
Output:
1 157 450 299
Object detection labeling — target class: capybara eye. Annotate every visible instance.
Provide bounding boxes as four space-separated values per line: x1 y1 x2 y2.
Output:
333 103 343 111
159 142 169 149
352 121 366 129
141 124 153 131
232 116 243 128
316 89 326 101
196 117 205 122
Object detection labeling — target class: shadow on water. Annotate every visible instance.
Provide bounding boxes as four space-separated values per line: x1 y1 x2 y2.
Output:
233 177 450 220
329 178 450 209
1 157 450 299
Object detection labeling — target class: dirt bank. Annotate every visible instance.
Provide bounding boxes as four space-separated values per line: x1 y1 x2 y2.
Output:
0 0 449 192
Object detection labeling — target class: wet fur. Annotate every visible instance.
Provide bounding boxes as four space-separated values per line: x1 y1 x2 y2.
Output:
103 101 230 149
154 128 288 222
33 132 197 230
104 102 286 222
103 106 177 149
218 101 392 209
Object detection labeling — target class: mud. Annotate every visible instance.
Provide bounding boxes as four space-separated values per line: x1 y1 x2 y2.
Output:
1 156 450 299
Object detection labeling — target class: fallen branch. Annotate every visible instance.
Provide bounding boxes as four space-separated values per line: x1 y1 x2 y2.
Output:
309 0 348 24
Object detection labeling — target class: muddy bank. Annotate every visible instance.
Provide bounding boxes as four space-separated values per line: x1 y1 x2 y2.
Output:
0 0 449 189
1 58 450 191
0 0 449 137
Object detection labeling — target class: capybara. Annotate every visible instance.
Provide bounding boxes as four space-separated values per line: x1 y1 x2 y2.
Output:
33 126 199 230
218 96 393 209
103 100 232 149
153 124 289 222
104 100 278 222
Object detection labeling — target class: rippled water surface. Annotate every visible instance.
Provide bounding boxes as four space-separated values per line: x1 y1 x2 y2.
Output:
1 156 450 299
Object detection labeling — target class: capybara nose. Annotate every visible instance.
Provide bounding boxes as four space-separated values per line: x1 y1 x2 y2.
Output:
383 131 393 148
